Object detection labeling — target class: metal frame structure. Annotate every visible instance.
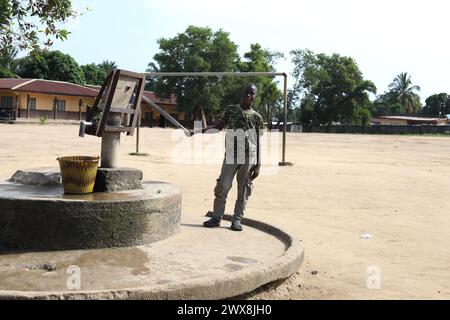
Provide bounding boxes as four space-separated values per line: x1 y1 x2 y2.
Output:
89 69 146 137
81 69 146 168
145 72 291 166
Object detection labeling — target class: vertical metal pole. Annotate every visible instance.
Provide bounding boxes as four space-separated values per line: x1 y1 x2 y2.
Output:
282 74 288 164
136 117 140 154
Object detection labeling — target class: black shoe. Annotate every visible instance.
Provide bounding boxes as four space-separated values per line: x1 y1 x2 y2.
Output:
203 217 221 228
231 220 243 232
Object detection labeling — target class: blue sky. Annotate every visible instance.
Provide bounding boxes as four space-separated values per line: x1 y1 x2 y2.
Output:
50 0 450 103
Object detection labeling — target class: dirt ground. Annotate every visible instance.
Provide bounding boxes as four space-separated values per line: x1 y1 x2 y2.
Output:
1 123 449 300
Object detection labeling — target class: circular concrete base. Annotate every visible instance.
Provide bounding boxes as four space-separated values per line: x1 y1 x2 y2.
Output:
0 214 304 300
0 181 181 251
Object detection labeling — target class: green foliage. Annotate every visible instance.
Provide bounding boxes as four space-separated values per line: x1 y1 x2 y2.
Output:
240 44 284 128
353 107 372 126
372 91 401 116
0 0 75 52
80 60 118 85
149 26 283 127
0 43 17 69
387 72 422 113
421 93 450 116
12 49 85 84
81 63 105 85
0 67 17 78
97 60 117 76
150 25 240 116
290 49 376 125
372 73 422 115
144 62 159 91
39 115 47 125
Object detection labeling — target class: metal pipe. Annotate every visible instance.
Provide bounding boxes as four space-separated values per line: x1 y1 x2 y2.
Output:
142 95 190 136
78 120 96 138
283 74 288 164
136 115 140 154
101 132 120 168
146 72 285 78
145 71 289 163
100 112 121 168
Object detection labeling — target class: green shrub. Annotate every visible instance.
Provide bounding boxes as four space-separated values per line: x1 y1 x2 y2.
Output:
39 115 47 125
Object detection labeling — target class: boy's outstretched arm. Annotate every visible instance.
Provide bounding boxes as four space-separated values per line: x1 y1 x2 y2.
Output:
188 120 225 136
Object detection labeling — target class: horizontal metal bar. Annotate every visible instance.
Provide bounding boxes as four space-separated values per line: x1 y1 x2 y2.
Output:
142 95 190 135
145 72 287 78
143 70 289 164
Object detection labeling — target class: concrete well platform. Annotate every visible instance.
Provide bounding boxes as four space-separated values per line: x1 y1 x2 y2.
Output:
0 181 181 251
0 214 304 300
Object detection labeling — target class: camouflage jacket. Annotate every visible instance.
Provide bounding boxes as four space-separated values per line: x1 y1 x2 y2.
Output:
220 104 264 161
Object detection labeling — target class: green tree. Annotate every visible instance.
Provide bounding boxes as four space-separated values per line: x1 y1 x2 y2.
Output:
144 62 159 91
98 60 117 77
421 93 450 117
241 43 283 129
80 61 118 86
290 49 376 126
372 91 403 116
0 67 17 78
353 107 372 126
0 43 18 78
0 0 75 52
0 43 17 69
388 72 421 113
150 25 240 117
81 63 105 85
12 49 85 84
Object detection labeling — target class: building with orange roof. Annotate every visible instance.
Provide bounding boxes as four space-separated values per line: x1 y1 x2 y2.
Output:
0 78 98 120
0 78 187 128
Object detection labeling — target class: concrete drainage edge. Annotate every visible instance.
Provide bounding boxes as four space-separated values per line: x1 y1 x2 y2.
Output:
0 214 304 300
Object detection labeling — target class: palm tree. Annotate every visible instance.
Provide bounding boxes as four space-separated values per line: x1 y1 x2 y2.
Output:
0 45 18 69
98 60 117 76
145 62 159 91
388 72 421 113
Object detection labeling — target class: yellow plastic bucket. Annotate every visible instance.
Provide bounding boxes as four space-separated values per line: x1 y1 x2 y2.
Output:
57 156 99 194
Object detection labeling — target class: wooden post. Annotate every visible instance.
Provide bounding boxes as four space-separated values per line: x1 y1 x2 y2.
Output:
79 99 83 121
26 94 30 119
14 95 19 120
53 97 57 120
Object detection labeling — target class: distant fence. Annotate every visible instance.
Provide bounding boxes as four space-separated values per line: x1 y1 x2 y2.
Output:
301 124 450 135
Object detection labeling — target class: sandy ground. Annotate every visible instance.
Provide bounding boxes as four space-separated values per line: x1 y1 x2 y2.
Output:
1 123 449 300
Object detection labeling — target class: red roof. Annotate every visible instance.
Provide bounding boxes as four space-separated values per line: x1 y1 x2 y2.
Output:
0 79 32 89
0 78 177 104
377 116 442 122
373 115 449 125
0 78 98 97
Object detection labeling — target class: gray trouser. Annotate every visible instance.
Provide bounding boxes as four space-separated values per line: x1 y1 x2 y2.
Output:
212 157 256 222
